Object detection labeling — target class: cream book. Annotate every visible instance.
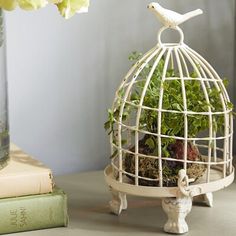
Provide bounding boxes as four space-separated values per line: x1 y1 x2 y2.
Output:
0 143 54 198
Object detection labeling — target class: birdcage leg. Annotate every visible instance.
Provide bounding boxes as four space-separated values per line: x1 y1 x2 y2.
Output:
162 196 192 234
194 192 213 207
203 192 213 207
109 187 127 215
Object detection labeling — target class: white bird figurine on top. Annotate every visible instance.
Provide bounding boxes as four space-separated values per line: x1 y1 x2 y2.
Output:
148 2 203 28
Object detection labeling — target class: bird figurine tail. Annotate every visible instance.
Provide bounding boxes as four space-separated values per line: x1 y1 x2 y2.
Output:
182 9 203 22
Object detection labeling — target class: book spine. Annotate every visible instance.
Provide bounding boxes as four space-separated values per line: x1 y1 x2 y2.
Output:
0 190 68 234
0 171 53 198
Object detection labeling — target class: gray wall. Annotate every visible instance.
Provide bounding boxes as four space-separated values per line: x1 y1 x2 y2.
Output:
5 0 235 175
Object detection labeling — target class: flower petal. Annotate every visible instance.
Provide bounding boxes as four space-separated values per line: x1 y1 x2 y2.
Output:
0 0 17 10
0 0 89 18
56 0 89 19
18 0 48 10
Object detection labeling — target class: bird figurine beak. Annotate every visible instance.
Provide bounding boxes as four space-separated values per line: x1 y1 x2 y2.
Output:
147 4 154 9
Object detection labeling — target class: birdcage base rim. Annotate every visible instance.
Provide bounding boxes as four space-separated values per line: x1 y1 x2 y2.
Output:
104 165 234 198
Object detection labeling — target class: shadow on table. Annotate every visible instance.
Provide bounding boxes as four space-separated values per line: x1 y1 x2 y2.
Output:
60 176 167 234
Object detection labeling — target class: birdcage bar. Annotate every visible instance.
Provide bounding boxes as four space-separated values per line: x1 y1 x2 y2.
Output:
184 47 230 105
134 48 167 186
185 46 231 108
183 46 228 182
113 144 230 165
113 119 232 141
194 65 228 178
163 77 220 81
116 47 164 183
184 47 230 178
185 46 231 101
194 59 217 162
223 117 229 178
170 50 174 70
195 143 223 152
120 100 230 115
183 49 214 181
119 47 164 183
213 134 217 162
111 46 159 131
197 65 218 163
111 161 165 182
175 49 188 171
178 49 190 77
111 147 230 170
157 49 172 187
114 46 159 95
176 48 194 150
226 116 231 172
110 46 158 181
230 114 234 172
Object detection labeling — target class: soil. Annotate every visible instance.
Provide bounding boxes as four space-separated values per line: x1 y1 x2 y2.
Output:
124 136 206 187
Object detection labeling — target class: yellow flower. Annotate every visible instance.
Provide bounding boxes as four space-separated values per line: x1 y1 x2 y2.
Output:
0 0 17 10
55 0 89 19
0 0 48 10
0 0 89 18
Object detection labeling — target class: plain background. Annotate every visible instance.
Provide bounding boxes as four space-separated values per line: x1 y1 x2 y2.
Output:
4 0 235 175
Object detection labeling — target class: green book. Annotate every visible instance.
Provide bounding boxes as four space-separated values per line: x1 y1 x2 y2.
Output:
0 187 68 234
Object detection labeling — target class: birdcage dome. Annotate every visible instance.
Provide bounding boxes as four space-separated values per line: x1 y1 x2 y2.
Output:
105 25 234 195
104 4 234 234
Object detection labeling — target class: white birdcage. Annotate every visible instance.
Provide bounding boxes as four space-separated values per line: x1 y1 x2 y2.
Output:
104 2 234 234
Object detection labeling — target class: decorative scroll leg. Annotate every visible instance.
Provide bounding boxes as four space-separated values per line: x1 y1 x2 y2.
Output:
162 197 192 234
109 187 127 215
193 192 213 207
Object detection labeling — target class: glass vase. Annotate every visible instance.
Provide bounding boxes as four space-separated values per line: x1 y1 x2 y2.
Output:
0 9 9 169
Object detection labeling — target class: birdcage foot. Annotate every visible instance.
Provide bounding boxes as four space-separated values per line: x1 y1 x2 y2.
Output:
194 192 213 207
162 196 192 234
109 187 127 215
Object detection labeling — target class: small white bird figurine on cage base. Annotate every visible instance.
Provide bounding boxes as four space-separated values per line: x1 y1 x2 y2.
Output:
104 2 234 235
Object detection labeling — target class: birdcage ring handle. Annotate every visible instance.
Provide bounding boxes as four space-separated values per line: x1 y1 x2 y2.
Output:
157 26 184 46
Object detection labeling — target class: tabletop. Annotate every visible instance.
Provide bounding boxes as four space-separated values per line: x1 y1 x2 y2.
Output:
7 170 236 236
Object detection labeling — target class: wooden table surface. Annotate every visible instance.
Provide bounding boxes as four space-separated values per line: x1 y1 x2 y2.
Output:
8 171 236 236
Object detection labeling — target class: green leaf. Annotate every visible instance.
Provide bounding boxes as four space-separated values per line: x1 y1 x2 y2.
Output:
121 139 127 145
172 103 182 111
128 51 142 62
104 121 110 131
145 138 155 149
110 150 118 159
222 79 229 87
227 102 234 110
162 146 170 157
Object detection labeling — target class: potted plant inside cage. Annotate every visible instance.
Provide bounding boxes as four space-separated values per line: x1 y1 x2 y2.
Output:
105 51 234 187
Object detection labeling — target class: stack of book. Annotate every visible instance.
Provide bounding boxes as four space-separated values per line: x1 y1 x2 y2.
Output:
0 144 68 234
